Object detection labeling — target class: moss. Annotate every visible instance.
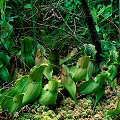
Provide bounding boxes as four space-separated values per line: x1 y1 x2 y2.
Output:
12 85 120 120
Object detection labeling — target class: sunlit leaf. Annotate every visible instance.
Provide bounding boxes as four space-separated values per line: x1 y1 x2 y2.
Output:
95 71 109 84
97 6 105 17
29 64 48 82
95 25 100 32
2 94 23 113
43 64 53 80
71 56 90 82
107 65 117 81
14 75 30 94
38 80 58 105
24 4 32 9
77 80 102 94
22 64 47 105
69 66 78 78
61 66 77 102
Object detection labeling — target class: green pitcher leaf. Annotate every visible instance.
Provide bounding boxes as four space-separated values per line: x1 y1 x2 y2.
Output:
0 76 29 107
22 65 47 105
0 88 18 106
60 48 78 65
20 37 34 68
77 56 90 68
0 66 12 82
14 75 30 94
109 78 117 89
61 75 77 102
22 78 43 105
71 56 90 82
44 80 58 92
61 66 77 102
2 94 24 113
25 54 35 68
86 61 94 81
95 71 109 84
77 80 102 94
106 110 118 117
108 64 118 81
114 94 120 114
94 85 105 107
20 37 33 54
21 54 35 68
72 68 87 82
29 64 48 82
69 66 78 78
43 64 53 80
37 44 46 56
38 80 58 105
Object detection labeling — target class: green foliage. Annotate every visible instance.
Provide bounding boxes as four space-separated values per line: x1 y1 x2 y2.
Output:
0 64 47 113
0 66 12 82
22 64 47 105
60 48 78 65
84 44 97 60
2 94 24 113
94 85 105 107
0 52 12 82
77 71 108 95
1 42 119 114
61 65 77 102
20 37 35 69
38 80 58 105
0 0 119 118
70 56 90 82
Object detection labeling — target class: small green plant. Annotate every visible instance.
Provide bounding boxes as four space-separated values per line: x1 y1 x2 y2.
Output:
0 52 12 82
77 44 119 106
19 37 35 69
0 43 119 115
0 44 89 113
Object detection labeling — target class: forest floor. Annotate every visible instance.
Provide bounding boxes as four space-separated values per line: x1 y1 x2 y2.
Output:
1 84 120 120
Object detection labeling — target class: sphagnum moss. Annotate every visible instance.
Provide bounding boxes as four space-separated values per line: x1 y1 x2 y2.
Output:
13 85 120 120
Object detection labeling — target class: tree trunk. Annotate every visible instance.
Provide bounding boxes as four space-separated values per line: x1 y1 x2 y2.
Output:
81 0 102 62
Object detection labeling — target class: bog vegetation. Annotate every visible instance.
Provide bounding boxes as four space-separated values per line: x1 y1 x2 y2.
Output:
0 0 119 119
